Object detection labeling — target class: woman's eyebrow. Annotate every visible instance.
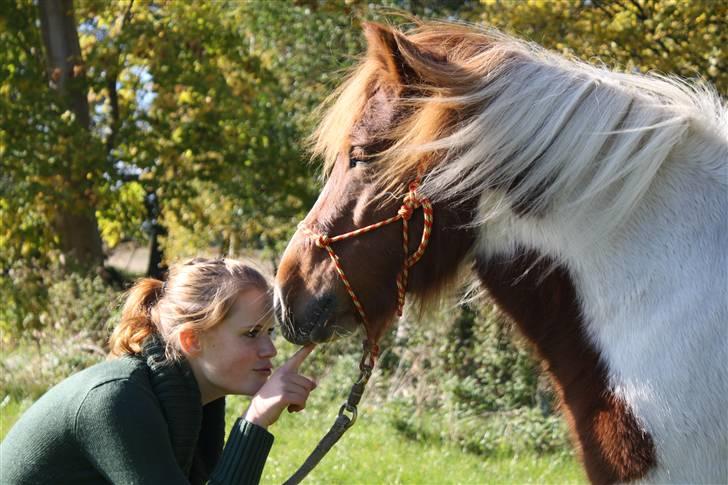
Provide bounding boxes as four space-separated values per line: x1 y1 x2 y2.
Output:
239 316 275 332
238 321 263 330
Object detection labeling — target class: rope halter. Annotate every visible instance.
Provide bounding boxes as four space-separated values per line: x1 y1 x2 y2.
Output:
285 174 432 485
298 177 434 332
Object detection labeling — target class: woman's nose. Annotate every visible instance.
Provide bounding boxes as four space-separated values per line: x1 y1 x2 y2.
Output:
258 334 277 358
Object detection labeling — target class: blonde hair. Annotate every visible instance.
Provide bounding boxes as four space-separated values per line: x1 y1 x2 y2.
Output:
108 258 272 360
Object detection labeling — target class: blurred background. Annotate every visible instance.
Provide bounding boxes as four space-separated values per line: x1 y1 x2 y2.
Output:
1 1 724 483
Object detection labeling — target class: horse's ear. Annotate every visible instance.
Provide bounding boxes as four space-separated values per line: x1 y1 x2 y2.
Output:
363 22 430 87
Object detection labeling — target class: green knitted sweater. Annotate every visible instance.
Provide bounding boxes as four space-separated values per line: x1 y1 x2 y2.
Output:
0 338 273 484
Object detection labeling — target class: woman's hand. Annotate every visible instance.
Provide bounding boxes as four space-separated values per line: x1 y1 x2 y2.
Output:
243 345 317 429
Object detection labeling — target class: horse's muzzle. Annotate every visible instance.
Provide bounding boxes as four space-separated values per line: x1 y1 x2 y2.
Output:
276 293 353 345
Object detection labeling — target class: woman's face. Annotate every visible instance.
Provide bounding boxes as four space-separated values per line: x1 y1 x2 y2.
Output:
192 290 277 402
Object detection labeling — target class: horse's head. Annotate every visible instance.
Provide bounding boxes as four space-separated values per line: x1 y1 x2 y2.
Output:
275 23 483 345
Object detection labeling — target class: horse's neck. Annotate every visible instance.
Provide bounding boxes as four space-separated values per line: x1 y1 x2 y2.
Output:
474 147 727 482
480 137 727 329
475 250 658 483
569 146 727 347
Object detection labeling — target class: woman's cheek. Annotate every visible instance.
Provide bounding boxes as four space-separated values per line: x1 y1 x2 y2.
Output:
236 340 258 368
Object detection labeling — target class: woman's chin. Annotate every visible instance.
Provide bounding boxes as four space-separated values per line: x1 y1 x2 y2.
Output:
229 378 268 397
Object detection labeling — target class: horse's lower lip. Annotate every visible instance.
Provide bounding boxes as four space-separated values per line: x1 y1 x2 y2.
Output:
309 324 335 343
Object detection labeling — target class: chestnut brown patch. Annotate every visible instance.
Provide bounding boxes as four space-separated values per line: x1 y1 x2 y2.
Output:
476 251 656 484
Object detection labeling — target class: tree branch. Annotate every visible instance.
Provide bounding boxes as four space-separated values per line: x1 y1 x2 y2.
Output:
105 0 135 158
626 0 647 21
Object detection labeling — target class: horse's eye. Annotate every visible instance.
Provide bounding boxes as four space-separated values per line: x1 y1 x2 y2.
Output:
349 147 367 168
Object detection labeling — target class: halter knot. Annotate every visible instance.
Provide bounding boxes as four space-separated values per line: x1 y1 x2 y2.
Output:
398 203 414 220
398 183 423 221
299 168 432 337
315 234 330 248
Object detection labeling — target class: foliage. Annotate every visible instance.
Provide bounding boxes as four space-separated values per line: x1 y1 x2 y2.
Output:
0 0 103 266
473 0 726 93
2 1 724 475
389 401 570 457
5 0 721 268
358 300 567 458
0 260 113 403
0 257 117 341
1 0 321 268
1 275 570 460
224 332 582 483
441 302 544 412
248 396 585 484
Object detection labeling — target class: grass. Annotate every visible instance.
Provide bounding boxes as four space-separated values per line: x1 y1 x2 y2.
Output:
0 397 33 441
1 336 587 484
1 393 585 484
226 396 587 485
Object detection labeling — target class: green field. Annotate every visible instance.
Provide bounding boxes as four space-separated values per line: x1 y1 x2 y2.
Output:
227 397 587 485
2 394 585 484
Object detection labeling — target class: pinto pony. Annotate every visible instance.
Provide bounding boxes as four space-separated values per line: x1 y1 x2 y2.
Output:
274 22 727 484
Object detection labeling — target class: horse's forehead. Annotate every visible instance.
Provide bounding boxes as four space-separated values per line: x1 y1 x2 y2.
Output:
349 85 398 146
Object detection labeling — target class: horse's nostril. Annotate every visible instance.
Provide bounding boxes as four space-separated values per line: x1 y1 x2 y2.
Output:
304 294 336 329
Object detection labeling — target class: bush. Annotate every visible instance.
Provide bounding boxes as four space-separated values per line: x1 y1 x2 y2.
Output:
441 302 554 413
0 261 572 457
1 258 120 340
367 298 569 456
0 260 119 401
388 400 570 457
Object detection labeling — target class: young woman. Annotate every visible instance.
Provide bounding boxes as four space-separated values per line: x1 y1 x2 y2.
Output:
0 258 317 484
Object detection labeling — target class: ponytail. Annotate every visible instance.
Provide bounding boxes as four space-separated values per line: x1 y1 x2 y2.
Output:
108 278 164 357
108 258 272 361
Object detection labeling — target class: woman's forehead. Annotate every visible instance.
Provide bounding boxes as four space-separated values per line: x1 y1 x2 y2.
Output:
228 290 274 327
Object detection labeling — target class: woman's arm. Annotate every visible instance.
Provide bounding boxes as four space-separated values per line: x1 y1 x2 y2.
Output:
75 379 275 485
208 418 273 484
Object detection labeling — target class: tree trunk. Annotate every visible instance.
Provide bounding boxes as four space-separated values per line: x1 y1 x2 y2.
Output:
38 0 104 268
144 189 167 279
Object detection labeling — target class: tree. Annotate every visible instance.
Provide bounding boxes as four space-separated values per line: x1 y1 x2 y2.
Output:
1 0 320 273
471 0 725 93
37 0 105 268
1 0 107 269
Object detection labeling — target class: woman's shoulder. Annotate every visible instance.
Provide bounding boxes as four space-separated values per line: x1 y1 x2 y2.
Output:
0 356 155 464
14 356 153 428
0 356 170 484
59 355 150 397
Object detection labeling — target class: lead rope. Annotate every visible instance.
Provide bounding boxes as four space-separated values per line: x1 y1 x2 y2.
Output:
283 176 433 485
282 340 378 485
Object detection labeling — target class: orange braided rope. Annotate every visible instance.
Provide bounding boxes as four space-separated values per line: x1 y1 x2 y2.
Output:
299 178 433 330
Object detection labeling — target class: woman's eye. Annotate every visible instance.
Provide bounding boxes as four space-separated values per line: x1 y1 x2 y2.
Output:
244 326 274 338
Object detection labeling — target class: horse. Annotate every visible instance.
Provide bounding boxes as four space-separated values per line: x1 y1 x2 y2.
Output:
274 21 727 484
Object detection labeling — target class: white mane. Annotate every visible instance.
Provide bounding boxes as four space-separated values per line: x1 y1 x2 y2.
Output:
412 33 728 245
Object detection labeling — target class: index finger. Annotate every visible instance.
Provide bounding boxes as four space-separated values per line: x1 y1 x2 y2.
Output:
281 344 316 372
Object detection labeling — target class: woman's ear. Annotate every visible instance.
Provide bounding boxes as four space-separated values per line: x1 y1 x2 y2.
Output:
179 328 202 356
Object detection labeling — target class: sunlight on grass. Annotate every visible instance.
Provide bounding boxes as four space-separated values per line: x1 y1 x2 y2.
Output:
2 391 586 483
226 396 587 485
0 397 32 441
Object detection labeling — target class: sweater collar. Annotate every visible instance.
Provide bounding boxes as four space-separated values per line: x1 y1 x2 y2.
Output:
141 335 203 474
